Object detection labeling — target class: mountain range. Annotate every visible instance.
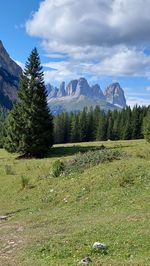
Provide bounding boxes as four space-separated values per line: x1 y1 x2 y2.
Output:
46 78 126 115
0 40 126 114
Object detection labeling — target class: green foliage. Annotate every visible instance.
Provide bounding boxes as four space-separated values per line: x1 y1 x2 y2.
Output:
21 175 30 189
64 148 123 174
4 48 53 157
52 147 123 177
0 106 7 148
4 164 14 175
144 108 150 142
54 105 148 144
52 160 65 177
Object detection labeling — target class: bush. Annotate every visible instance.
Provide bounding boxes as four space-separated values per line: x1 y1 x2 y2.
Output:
51 149 124 177
21 175 30 189
4 164 14 175
65 149 122 174
52 160 65 177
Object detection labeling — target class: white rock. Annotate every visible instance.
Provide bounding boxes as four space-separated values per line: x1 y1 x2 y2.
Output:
93 242 107 250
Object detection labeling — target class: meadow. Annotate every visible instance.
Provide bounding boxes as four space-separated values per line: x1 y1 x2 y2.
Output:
0 139 150 265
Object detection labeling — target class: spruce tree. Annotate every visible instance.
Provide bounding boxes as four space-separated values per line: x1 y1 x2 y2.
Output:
144 107 150 142
79 107 88 142
70 114 80 142
4 48 53 157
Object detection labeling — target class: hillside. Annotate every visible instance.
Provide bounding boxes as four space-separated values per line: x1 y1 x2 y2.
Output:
0 140 150 265
0 41 22 109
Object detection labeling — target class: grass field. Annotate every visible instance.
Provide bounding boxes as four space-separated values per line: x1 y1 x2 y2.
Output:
0 140 150 265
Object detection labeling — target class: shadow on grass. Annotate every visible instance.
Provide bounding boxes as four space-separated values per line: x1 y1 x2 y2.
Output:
48 145 105 158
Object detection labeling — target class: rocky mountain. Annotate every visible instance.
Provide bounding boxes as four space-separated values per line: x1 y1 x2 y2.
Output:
104 83 126 108
0 40 22 109
47 78 126 115
0 40 126 114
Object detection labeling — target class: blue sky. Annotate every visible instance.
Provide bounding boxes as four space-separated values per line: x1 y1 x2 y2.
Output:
1 0 150 107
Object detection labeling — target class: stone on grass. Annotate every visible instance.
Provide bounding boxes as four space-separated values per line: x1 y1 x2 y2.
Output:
0 215 8 221
93 242 107 251
79 257 92 265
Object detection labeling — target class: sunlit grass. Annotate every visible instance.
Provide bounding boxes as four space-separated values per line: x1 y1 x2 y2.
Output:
0 139 150 265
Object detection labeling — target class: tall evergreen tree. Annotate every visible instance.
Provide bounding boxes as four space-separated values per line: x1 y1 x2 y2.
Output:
4 48 53 157
79 107 88 142
87 107 95 141
106 111 114 140
122 107 132 140
144 107 150 142
70 114 80 142
96 111 107 141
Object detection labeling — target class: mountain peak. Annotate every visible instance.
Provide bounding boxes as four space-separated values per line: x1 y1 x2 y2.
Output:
104 82 126 108
57 81 66 97
75 77 91 97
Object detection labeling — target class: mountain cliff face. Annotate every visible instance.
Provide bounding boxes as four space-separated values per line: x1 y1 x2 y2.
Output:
104 83 126 108
47 78 126 115
0 40 22 109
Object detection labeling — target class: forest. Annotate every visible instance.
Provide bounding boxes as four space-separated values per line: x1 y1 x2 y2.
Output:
53 105 148 144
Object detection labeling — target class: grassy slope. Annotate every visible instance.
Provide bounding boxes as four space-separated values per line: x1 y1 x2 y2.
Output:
0 140 150 266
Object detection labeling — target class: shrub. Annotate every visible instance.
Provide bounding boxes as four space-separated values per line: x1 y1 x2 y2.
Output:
21 175 30 189
4 164 14 175
65 149 122 174
52 160 65 177
50 149 124 177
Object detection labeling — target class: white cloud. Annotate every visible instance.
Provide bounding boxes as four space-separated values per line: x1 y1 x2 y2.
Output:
146 86 150 91
43 49 150 83
26 0 150 90
26 0 150 48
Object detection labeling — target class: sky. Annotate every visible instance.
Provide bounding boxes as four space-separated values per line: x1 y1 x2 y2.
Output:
1 0 150 107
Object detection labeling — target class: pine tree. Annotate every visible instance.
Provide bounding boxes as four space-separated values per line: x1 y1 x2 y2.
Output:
87 107 95 141
106 111 114 140
79 107 88 142
70 114 80 142
96 111 107 141
122 107 132 140
144 107 150 142
4 48 53 157
0 107 7 148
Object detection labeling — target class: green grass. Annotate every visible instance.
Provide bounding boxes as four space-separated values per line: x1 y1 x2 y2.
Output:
0 140 150 265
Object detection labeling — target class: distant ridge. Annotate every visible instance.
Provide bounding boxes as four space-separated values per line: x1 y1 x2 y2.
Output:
46 77 126 115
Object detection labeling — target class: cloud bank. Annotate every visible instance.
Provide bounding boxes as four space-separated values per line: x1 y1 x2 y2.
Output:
26 0 150 89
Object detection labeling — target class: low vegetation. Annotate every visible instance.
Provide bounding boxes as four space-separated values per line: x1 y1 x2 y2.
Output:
0 139 150 265
51 147 124 177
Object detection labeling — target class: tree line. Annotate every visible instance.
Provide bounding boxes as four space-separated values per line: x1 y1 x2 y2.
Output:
53 105 149 144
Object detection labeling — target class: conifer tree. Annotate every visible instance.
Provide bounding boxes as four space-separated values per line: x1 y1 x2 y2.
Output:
70 114 80 142
96 111 107 141
4 48 53 157
79 107 88 142
144 107 150 142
